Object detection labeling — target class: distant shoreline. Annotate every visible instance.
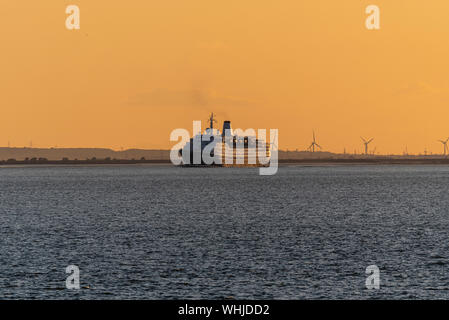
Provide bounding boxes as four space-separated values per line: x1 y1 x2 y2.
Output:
1 147 448 165
0 159 172 166
1 158 449 166
278 158 449 165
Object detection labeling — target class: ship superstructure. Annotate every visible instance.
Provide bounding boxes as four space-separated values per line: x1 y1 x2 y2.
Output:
179 113 271 167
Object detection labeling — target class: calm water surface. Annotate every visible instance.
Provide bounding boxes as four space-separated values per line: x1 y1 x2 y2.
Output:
1 164 449 299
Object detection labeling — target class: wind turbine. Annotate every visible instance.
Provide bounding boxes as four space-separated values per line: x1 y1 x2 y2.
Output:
361 137 374 155
438 137 449 156
308 131 322 153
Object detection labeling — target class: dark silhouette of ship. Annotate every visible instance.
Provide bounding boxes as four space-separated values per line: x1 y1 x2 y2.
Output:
179 113 271 167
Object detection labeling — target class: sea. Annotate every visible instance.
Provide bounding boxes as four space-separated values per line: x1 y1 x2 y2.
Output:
1 164 449 299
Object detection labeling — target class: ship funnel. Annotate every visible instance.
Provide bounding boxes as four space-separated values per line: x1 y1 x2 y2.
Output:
222 120 232 136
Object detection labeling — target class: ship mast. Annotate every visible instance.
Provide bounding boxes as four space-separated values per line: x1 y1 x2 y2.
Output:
208 112 217 129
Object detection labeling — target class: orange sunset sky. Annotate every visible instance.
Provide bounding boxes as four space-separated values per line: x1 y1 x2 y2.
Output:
1 1 449 154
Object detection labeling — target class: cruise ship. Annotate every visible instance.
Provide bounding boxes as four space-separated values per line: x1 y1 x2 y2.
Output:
179 113 271 167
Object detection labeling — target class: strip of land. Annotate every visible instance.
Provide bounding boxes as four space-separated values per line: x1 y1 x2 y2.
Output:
0 148 448 165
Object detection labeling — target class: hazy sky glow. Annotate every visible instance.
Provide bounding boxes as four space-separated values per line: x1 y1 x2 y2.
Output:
2 1 449 154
